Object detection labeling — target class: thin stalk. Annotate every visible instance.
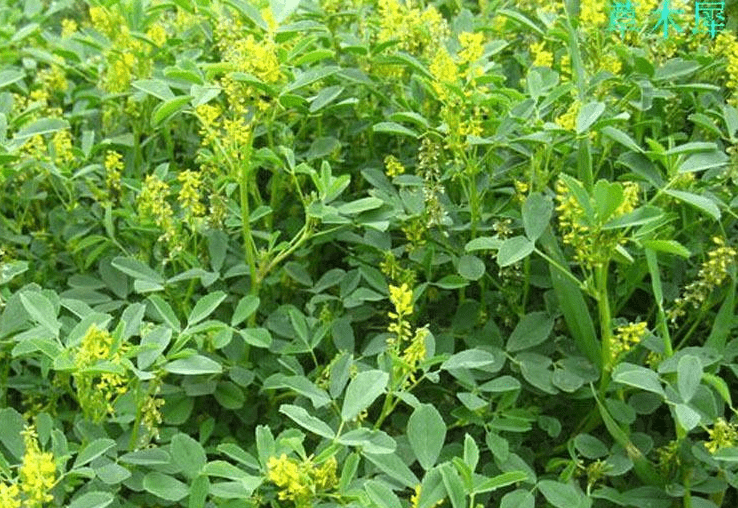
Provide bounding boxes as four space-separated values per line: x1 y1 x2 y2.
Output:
240 157 258 297
596 262 613 395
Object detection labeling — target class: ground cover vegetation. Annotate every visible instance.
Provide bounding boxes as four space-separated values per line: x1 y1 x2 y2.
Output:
0 0 738 506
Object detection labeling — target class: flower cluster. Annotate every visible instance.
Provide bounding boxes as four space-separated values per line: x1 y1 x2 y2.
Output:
104 151 124 198
387 282 414 349
376 0 449 57
612 321 648 361
555 100 581 131
705 418 738 453
400 326 429 386
89 5 153 93
19 426 57 507
578 0 606 29
379 251 417 288
668 237 737 322
384 155 405 178
531 41 553 68
177 170 206 225
73 324 129 423
137 174 177 246
266 454 337 507
0 482 20 508
554 179 639 268
715 32 738 106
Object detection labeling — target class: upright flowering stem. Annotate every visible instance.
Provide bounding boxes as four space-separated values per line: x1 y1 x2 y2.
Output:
596 263 613 393
239 144 258 299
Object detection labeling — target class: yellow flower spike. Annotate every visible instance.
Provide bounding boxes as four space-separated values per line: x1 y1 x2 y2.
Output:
61 18 77 38
389 283 413 317
384 155 405 178
458 32 485 65
19 425 56 508
555 100 581 131
612 322 648 361
0 482 21 508
705 418 738 453
530 41 553 68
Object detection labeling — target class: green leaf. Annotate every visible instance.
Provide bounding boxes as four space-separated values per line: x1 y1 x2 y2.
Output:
713 447 738 462
576 102 605 134
0 69 24 88
465 236 503 252
463 434 479 472
285 66 339 92
147 295 181 332
441 349 496 370
266 375 331 408
612 363 664 397
337 197 384 215
407 404 446 470
189 475 210 508
500 489 535 508
132 79 175 100
152 96 192 127
641 240 690 258
365 480 402 508
119 448 171 465
164 355 223 375
457 255 485 281
270 0 300 22
663 190 720 220
653 58 700 81
506 312 554 352
188 291 226 327
73 439 116 469
15 118 69 140
574 434 608 459
363 452 419 488
143 472 189 502
601 205 663 229
215 381 245 409
674 403 700 431
372 121 419 138
171 433 207 479
440 463 465 508
341 370 388 421
137 326 172 370
497 236 534 267
20 291 60 335
337 428 396 454
0 260 28 284
522 193 553 241
601 126 643 153
279 404 335 439
592 180 624 223
112 256 165 285
68 492 114 508
309 85 344 113
239 328 272 348
538 480 582 508
203 461 252 480
474 471 528 495
677 354 702 402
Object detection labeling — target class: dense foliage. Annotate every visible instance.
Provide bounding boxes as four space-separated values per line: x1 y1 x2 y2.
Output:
1 0 738 507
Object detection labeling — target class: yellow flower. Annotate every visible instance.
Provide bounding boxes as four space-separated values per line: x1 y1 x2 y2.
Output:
389 283 413 318
146 23 168 47
51 130 74 167
266 453 335 507
555 100 581 131
668 237 737 322
104 151 124 195
177 170 206 220
61 18 77 38
429 46 459 102
458 32 485 65
612 321 648 360
531 41 553 68
19 426 56 507
0 482 21 508
384 155 405 178
705 418 738 453
73 324 129 422
614 181 639 216
138 174 177 245
401 327 429 386
601 53 622 75
579 0 606 28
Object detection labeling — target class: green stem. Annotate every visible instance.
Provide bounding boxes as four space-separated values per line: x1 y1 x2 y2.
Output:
596 262 613 395
240 157 258 297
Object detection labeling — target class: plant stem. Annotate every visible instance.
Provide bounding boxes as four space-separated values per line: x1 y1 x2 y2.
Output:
596 262 613 395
